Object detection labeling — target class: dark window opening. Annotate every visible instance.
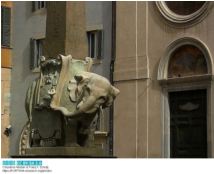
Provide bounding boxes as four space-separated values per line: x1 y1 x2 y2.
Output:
165 1 205 16
30 38 44 69
32 1 46 12
87 30 103 59
1 6 11 47
169 89 207 158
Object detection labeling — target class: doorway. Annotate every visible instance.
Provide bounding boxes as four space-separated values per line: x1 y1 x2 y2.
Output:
169 89 207 158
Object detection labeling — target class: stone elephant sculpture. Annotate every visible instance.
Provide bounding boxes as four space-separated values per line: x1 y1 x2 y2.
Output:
51 71 120 117
21 55 119 150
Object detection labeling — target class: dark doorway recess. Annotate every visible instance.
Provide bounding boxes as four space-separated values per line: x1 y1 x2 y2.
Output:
169 89 207 158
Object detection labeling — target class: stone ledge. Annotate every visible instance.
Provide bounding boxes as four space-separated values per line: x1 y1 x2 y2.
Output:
94 131 108 137
24 146 107 157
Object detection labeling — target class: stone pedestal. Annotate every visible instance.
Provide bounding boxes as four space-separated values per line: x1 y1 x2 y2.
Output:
24 146 106 157
94 131 108 150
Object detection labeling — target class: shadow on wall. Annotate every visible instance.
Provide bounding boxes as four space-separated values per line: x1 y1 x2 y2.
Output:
25 1 34 19
21 42 33 81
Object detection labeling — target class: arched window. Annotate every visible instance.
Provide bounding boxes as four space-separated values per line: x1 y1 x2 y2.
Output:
168 44 208 78
157 37 213 80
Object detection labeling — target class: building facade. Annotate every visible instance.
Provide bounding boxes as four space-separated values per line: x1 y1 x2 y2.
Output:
113 1 214 158
2 1 214 158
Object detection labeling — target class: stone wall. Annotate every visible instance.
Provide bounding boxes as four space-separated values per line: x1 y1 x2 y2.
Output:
114 1 214 157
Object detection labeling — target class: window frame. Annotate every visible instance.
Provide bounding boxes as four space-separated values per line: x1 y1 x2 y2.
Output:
1 6 11 48
157 37 214 158
30 38 45 71
32 1 47 12
87 30 103 60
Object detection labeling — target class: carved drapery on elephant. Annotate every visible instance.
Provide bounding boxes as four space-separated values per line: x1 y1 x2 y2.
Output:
19 55 119 155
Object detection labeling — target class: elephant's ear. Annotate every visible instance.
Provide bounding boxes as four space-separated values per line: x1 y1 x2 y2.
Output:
69 90 77 102
74 75 90 84
74 74 90 97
